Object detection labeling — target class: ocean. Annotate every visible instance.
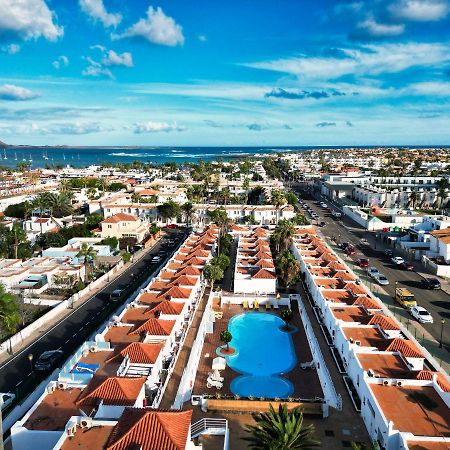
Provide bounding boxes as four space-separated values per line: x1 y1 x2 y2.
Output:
0 146 311 169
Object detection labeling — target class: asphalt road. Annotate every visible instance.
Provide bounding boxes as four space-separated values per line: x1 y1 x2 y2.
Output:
293 188 450 353
0 229 185 400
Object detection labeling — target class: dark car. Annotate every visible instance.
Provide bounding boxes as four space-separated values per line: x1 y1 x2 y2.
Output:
165 224 179 229
34 350 64 371
340 242 350 250
420 278 441 290
319 221 327 227
345 245 356 256
357 258 369 268
401 261 415 271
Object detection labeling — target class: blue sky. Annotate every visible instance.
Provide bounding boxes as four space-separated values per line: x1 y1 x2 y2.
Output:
0 0 449 146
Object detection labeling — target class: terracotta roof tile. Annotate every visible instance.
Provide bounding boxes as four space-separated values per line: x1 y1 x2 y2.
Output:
367 314 400 331
175 266 202 277
76 376 146 407
254 259 275 268
168 275 198 287
147 300 184 315
156 286 191 300
252 268 276 279
102 213 139 224
131 318 175 336
106 408 192 450
111 342 164 364
385 338 423 358
416 370 450 392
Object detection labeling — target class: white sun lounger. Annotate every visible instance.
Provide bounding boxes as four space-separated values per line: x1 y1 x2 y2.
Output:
206 377 223 389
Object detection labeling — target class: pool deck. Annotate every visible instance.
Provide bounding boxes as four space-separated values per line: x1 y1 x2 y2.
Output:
192 301 324 400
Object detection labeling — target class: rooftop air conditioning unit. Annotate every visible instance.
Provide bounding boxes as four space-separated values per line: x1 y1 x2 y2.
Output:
67 425 77 437
391 379 398 386
367 369 374 377
355 340 361 346
383 380 389 386
89 345 97 353
80 418 93 429
397 381 403 386
58 381 68 390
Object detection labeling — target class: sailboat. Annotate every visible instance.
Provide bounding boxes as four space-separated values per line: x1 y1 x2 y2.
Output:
14 152 17 161
29 154 33 163
42 150 49 160
3 149 7 160
63 154 66 161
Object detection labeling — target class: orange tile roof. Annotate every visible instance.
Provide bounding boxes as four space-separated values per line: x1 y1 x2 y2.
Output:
175 266 202 276
131 318 175 336
254 251 272 259
352 296 381 309
106 408 192 450
180 256 206 266
102 213 139 224
416 370 450 392
254 259 275 268
168 275 198 287
147 300 184 315
252 268 276 279
367 314 400 331
384 338 423 358
76 376 146 407
156 286 191 300
112 342 164 364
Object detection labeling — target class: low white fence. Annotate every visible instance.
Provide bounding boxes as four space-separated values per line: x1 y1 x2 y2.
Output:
0 261 124 357
172 289 214 409
294 295 342 412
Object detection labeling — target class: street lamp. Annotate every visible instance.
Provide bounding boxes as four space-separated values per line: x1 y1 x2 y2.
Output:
439 319 445 348
28 353 33 373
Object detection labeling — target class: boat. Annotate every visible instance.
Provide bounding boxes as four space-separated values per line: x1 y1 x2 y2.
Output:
3 149 7 160
42 150 49 160
14 152 17 161
29 154 33 163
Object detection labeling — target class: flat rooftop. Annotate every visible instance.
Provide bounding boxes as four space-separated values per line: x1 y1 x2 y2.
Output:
330 306 373 323
357 353 410 379
24 388 82 431
60 424 114 450
104 325 141 346
371 385 450 437
77 350 120 377
342 327 387 349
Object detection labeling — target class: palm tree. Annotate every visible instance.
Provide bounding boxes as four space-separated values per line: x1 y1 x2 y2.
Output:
35 192 73 218
271 191 287 224
244 403 320 450
181 202 195 228
243 178 250 204
0 283 21 336
277 250 300 287
9 224 27 259
76 242 97 283
272 220 295 253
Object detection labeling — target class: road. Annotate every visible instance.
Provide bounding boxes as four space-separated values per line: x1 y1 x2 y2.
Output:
0 229 185 400
293 188 450 354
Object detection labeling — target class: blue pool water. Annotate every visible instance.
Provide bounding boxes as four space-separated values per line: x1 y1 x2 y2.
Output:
223 312 297 398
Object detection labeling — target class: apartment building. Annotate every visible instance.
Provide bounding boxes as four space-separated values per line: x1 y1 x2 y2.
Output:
9 226 223 450
233 227 277 294
100 213 149 243
291 228 450 450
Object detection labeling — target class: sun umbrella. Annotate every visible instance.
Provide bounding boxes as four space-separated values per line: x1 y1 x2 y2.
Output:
212 356 226 370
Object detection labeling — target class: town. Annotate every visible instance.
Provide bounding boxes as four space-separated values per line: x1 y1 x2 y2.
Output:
0 146 449 450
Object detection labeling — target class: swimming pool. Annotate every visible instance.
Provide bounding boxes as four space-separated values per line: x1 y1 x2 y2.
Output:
223 312 297 398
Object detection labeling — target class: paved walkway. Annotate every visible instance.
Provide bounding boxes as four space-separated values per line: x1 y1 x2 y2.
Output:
159 287 211 409
0 240 159 367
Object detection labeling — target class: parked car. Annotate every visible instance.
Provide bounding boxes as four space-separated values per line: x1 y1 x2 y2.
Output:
420 278 441 290
374 273 389 285
110 289 124 301
340 242 350 250
165 224 179 229
34 350 64 371
345 245 356 256
410 306 433 323
391 256 405 265
1 392 15 411
319 221 327 227
401 261 415 271
357 258 369 268
384 249 393 257
368 266 380 278
151 256 161 264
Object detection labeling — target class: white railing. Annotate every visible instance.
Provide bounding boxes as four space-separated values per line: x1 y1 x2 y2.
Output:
294 295 341 411
190 418 229 450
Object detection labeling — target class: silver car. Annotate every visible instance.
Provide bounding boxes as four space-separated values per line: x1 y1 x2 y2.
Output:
410 306 433 324
374 273 389 285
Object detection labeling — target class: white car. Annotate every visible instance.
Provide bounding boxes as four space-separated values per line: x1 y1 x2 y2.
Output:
1 392 15 411
374 273 390 285
391 256 405 265
410 306 433 324
367 267 380 278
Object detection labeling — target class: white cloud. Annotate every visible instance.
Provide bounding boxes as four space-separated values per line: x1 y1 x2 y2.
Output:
133 121 185 133
79 0 121 28
102 50 133 67
244 42 450 80
82 57 114 79
357 17 405 37
198 34 207 42
0 0 63 41
1 43 20 54
52 55 69 69
112 6 184 47
389 0 450 21
408 81 450 96
0 84 39 101
0 121 112 135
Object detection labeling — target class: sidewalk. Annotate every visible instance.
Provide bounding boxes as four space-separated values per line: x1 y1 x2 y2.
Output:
0 240 159 368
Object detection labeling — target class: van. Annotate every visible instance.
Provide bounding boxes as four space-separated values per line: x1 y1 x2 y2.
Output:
395 288 417 308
